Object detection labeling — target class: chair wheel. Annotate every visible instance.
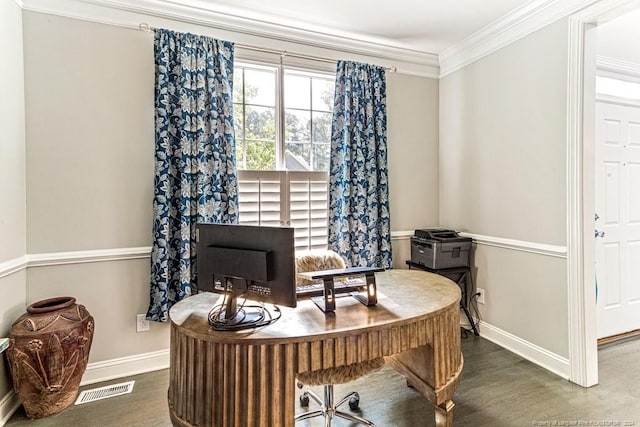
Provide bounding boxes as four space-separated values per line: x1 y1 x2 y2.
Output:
299 393 310 407
348 393 360 410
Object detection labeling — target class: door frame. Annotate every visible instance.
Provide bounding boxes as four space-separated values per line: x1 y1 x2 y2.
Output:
567 0 640 387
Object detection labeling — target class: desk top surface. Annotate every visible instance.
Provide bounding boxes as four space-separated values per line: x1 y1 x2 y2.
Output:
169 269 460 345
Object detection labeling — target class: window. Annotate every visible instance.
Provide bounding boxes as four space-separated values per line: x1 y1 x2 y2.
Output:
233 61 335 251
283 70 334 172
233 64 277 170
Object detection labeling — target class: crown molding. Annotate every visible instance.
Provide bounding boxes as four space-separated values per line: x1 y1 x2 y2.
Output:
20 0 439 78
439 0 598 77
13 0 24 7
597 55 640 79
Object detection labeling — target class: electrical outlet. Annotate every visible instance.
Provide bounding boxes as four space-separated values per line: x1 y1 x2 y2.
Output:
136 314 150 332
476 288 485 304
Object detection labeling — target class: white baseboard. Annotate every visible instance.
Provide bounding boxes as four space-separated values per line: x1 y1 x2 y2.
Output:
0 390 21 427
81 349 170 385
479 320 570 379
0 349 170 426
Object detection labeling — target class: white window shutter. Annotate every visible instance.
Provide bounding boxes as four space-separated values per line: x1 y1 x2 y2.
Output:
237 171 283 228
238 171 329 252
288 172 329 251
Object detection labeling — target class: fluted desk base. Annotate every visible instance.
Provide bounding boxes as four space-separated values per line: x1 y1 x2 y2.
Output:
168 270 463 427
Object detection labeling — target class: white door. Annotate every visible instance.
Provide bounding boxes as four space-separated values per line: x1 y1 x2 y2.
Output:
595 100 640 339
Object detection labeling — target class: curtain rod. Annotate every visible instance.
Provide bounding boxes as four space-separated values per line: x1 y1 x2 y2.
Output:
138 23 397 73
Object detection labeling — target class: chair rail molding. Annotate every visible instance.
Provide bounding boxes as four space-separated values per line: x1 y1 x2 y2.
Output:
27 247 152 268
459 233 567 258
0 248 151 278
391 230 566 257
0 256 29 279
390 230 414 240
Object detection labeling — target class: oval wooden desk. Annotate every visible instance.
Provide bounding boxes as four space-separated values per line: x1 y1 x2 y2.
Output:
168 269 463 427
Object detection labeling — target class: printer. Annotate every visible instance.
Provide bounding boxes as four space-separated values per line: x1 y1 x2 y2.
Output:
410 229 472 270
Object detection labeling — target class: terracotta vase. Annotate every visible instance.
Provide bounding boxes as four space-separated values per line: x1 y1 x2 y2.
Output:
6 296 94 419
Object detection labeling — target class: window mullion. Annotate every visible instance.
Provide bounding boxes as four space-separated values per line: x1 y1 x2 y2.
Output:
276 59 286 171
281 171 290 226
309 79 314 171
241 68 247 169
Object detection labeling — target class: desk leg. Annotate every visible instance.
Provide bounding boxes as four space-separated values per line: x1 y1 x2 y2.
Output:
385 305 463 427
435 400 455 427
387 347 462 427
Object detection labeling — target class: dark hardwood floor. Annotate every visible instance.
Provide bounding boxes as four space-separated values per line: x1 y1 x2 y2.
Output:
6 334 640 426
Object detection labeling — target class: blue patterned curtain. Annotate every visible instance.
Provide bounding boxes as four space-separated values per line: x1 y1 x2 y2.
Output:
147 29 238 322
328 61 392 269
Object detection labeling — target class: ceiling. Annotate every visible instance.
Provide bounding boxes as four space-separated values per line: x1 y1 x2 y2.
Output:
183 0 536 55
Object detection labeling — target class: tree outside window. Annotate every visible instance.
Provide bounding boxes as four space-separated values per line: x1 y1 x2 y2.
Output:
233 63 335 172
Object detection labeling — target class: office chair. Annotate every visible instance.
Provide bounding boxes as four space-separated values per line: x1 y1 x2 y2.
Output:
295 249 347 285
294 249 382 426
295 358 384 426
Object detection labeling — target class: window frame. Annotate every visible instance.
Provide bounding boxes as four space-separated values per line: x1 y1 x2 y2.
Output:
233 59 335 172
233 56 336 251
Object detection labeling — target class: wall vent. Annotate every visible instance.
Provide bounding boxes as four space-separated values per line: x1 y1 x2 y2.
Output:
74 380 135 405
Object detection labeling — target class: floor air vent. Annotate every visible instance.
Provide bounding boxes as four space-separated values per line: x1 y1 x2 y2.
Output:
74 380 135 405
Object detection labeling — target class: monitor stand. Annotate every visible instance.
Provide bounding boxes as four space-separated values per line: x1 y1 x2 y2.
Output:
301 266 384 313
208 284 266 331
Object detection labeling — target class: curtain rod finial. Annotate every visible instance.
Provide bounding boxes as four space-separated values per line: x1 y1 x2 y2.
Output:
139 22 152 33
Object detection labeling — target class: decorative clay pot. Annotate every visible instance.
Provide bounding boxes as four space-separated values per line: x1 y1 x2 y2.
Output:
6 297 94 419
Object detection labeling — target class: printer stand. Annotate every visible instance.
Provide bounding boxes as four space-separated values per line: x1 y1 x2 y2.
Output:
406 261 479 336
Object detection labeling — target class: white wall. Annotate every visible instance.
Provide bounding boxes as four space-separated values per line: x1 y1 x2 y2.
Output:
439 20 570 359
0 0 27 412
18 10 439 372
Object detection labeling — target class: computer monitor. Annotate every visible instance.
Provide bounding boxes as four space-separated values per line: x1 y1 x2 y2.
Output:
195 223 296 330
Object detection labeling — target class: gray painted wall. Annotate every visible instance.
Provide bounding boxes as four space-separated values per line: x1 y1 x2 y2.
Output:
439 20 570 357
22 12 169 366
0 0 27 403
16 10 439 369
387 72 440 267
24 14 154 254
0 2 27 263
